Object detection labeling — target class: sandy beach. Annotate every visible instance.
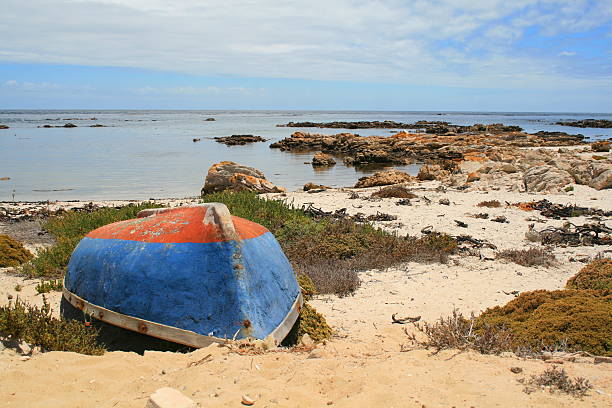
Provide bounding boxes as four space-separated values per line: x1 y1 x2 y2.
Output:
1 179 611 407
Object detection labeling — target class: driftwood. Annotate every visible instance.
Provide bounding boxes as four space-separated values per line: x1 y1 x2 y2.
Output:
392 313 421 324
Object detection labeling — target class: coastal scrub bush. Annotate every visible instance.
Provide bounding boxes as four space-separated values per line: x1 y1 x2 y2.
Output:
201 191 457 296
0 234 33 267
20 203 162 278
0 297 104 355
475 289 612 356
297 274 317 301
566 259 612 290
36 279 63 294
496 247 557 267
282 303 333 345
524 366 591 397
407 309 513 355
370 186 417 199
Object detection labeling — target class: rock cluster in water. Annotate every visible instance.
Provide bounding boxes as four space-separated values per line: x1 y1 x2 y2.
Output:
556 119 612 128
214 134 267 145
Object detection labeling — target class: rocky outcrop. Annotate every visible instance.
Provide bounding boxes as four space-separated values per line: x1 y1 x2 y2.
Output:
417 164 450 181
354 170 414 188
556 119 612 128
589 169 612 190
0 125 9 129
269 130 584 167
523 166 574 192
592 141 610 152
311 152 336 166
201 161 285 194
214 135 267 146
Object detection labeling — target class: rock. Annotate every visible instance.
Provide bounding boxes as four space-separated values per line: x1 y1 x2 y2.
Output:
63 123 77 128
439 198 450 205
523 165 574 192
201 161 285 194
466 172 481 182
300 334 315 348
192 138 201 142
591 141 610 152
480 248 496 261
146 387 197 408
417 164 449 181
354 170 413 188
589 169 612 190
312 152 336 166
241 395 255 406
0 177 10 181
303 182 329 191
19 356 30 362
214 135 267 146
17 341 31 355
205 118 216 121
308 349 330 359
0 125 9 129
500 163 518 173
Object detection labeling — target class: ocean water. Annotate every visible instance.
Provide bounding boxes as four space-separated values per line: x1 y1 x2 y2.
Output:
1 110 610 201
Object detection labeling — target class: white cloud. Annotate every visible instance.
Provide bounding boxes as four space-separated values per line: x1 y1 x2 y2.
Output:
558 51 577 57
1 80 60 90
0 0 610 89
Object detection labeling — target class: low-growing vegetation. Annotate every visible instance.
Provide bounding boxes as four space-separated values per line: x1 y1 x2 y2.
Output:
0 297 104 355
370 185 417 199
476 289 611 356
477 200 502 208
496 247 557 267
202 191 457 296
0 234 33 267
406 309 513 355
523 366 591 397
20 203 162 278
36 279 64 294
566 259 611 290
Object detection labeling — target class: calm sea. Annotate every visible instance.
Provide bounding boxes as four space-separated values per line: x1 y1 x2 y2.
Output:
1 110 611 201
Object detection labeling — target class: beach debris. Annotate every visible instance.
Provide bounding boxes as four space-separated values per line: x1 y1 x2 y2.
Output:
439 198 450 206
396 198 412 206
391 313 421 324
531 222 611 246
469 213 489 219
512 199 612 219
454 235 497 250
301 203 397 222
241 395 256 406
347 191 360 199
146 387 197 408
491 216 509 223
477 200 501 208
454 220 468 228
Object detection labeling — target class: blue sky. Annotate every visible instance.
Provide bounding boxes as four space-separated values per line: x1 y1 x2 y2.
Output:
1 0 611 111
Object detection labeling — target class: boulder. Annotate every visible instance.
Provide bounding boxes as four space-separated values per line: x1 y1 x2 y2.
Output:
589 169 612 190
591 141 610 152
311 152 336 167
523 165 574 192
303 182 329 191
417 164 449 181
146 387 197 408
201 161 285 194
354 169 413 188
0 125 9 129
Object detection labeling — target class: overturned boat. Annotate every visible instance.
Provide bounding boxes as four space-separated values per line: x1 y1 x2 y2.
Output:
62 203 302 348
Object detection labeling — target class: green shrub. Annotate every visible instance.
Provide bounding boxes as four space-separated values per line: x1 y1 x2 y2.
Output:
20 203 162 278
475 289 612 356
36 279 63 294
0 234 33 267
0 297 104 355
282 303 333 345
566 259 612 290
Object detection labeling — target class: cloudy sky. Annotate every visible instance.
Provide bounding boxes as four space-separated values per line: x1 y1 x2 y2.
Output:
1 0 611 111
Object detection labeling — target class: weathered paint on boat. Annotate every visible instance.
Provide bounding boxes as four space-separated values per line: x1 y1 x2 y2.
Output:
63 204 302 347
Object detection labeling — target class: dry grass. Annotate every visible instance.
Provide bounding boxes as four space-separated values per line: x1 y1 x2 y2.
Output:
477 200 502 208
496 247 557 267
406 309 514 355
370 186 417 199
524 366 591 397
